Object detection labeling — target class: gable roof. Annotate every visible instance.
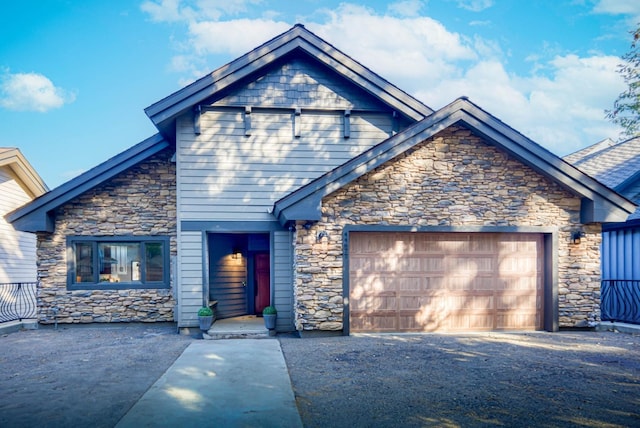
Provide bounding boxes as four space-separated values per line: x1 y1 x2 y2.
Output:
145 24 433 141
6 134 170 232
274 97 636 225
0 148 48 198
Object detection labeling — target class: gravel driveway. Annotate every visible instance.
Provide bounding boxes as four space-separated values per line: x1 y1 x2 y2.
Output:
280 331 640 428
1 324 639 427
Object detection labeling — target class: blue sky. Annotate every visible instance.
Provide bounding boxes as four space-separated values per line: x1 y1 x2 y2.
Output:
1 0 639 189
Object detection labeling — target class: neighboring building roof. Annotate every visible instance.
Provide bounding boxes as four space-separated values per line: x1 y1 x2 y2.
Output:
274 97 636 225
0 147 48 198
563 138 616 165
565 136 640 221
6 134 170 232
145 24 434 141
564 137 640 190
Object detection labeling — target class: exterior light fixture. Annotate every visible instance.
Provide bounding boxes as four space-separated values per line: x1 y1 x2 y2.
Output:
570 230 584 245
317 231 329 243
232 247 242 259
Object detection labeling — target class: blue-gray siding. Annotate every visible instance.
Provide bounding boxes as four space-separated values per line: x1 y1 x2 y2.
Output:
273 230 294 331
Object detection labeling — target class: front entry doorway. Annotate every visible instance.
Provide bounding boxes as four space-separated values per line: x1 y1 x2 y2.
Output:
208 233 270 319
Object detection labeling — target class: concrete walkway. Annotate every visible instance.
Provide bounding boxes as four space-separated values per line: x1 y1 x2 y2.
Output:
116 339 303 428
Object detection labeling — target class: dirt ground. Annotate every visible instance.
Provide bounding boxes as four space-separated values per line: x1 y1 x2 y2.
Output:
280 330 640 428
1 324 639 428
0 323 193 428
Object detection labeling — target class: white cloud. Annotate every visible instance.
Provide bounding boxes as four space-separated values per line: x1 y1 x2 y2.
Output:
387 0 425 17
140 0 186 22
188 19 289 55
592 0 640 26
0 71 75 112
592 0 640 15
141 0 264 23
418 54 625 154
456 0 494 12
311 4 478 88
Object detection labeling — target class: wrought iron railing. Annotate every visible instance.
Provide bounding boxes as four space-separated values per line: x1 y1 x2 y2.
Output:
0 282 38 323
601 280 640 325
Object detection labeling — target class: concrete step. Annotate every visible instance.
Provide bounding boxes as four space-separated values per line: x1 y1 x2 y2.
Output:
203 330 273 340
201 315 274 340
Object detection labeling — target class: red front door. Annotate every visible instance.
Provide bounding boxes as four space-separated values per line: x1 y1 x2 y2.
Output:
254 253 270 314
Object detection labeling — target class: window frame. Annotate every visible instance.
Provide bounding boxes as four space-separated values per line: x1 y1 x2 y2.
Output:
66 236 170 290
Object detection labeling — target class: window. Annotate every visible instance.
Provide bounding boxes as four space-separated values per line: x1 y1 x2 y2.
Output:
67 236 170 290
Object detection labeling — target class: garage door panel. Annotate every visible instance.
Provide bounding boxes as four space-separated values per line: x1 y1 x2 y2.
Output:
496 313 539 330
350 295 396 311
451 294 494 310
496 293 538 309
447 256 495 273
349 232 544 333
398 276 429 291
351 314 397 332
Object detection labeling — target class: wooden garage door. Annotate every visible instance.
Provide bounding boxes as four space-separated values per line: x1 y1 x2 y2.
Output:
349 232 543 332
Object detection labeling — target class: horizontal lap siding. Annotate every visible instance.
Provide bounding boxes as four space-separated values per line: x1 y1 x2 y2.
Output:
179 231 203 326
0 168 37 282
177 111 391 221
273 230 293 330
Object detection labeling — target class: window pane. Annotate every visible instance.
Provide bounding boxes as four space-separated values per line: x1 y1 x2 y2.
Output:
98 243 141 283
145 242 164 282
75 243 93 283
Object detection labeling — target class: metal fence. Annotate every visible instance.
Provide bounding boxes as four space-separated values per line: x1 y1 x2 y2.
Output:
0 282 38 323
601 280 640 325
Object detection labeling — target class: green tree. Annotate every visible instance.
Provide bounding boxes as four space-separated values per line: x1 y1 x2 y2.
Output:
607 25 640 139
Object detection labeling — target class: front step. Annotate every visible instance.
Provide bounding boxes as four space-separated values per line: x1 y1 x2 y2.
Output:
203 330 272 340
201 315 274 340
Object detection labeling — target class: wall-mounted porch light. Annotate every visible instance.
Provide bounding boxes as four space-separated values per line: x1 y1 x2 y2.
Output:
232 247 242 259
570 229 584 245
317 231 329 243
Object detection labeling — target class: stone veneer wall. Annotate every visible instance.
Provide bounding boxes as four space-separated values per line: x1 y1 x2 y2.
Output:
36 148 177 324
293 126 602 332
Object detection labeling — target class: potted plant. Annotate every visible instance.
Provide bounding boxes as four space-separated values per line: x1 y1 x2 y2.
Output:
198 306 214 331
262 305 277 330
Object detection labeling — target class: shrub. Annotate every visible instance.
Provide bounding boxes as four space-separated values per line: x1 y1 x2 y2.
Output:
198 307 213 317
262 306 277 315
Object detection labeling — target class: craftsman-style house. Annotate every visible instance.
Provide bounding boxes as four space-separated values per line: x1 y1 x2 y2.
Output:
7 25 635 333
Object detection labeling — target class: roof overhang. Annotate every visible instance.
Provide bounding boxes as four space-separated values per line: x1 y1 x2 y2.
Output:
0 148 48 198
6 134 170 233
273 97 637 226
